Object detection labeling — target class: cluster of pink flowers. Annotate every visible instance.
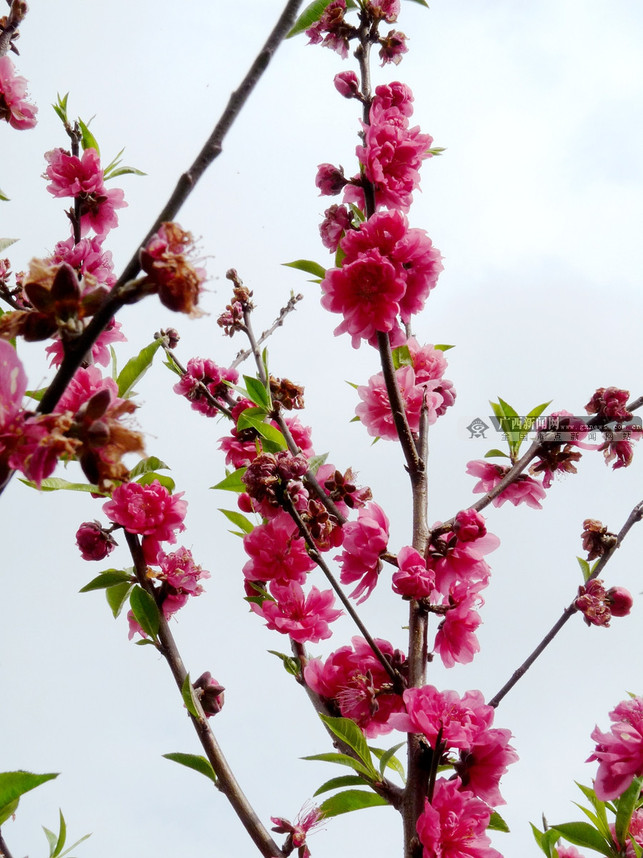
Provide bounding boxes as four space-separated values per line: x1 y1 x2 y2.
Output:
304 636 407 737
588 695 643 801
306 1 406 66
173 357 238 417
320 209 442 347
347 82 432 212
466 459 547 510
574 578 633 627
103 479 187 564
356 338 455 439
45 147 127 238
0 54 37 129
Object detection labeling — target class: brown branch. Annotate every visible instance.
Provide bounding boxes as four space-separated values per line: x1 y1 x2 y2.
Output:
0 829 16 858
488 499 643 708
124 531 285 858
230 292 304 370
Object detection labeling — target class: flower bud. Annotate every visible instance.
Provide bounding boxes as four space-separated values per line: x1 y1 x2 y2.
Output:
193 672 225 717
606 586 633 617
76 520 117 561
333 71 359 98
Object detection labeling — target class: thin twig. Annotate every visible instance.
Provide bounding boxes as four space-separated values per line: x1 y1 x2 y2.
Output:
488 499 643 708
230 293 304 370
124 531 285 858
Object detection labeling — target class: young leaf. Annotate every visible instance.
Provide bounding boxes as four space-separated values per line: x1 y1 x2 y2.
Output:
318 789 388 818
286 0 335 37
301 753 375 779
549 821 613 856
19 477 103 494
319 715 375 773
25 387 47 401
211 468 247 492
129 456 171 479
129 586 160 639
434 343 455 351
615 775 643 846
283 258 327 279
0 771 58 823
181 674 200 718
105 581 134 618
80 570 133 593
313 775 366 796
136 472 176 492
530 823 559 858
162 752 217 784
0 188 10 202
307 452 329 475
0 237 17 252
391 344 412 370
370 742 406 779
577 556 592 583
50 808 67 858
116 339 162 398
219 508 255 534
243 375 272 410
78 117 100 154
267 650 301 677
488 810 509 833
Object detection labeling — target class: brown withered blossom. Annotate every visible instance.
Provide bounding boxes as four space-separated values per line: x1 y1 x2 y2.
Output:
581 518 617 561
270 375 305 411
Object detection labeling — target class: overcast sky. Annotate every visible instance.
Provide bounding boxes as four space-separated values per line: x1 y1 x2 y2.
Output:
2 1 643 856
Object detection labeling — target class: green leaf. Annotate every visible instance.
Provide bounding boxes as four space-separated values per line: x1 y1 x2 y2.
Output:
0 238 17 252
391 345 412 370
286 0 335 36
488 810 509 833
136 472 176 492
25 387 47 401
307 453 329 475
577 556 592 583
18 477 102 494
313 775 368 796
219 508 255 534
57 831 91 858
78 117 100 154
52 92 69 124
181 674 199 718
129 586 160 639
236 406 268 430
51 808 67 857
162 752 216 784
129 456 170 479
243 375 272 410
43 826 58 854
301 753 374 779
283 258 327 279
370 743 406 779
550 822 614 856
0 188 10 202
211 468 247 493
237 410 287 449
105 581 133 618
484 448 510 459
267 650 301 677
530 823 560 858
0 771 58 824
319 715 375 772
116 339 162 398
80 570 133 593
318 789 388 818
434 343 455 351
615 775 643 847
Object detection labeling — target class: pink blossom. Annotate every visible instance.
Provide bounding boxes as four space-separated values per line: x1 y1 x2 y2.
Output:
304 637 406 737
319 204 353 252
80 185 126 238
586 386 632 422
575 578 612 627
356 364 443 439
271 805 324 858
466 459 547 509
173 357 238 417
453 509 487 543
454 727 518 806
242 511 316 585
320 249 406 347
50 236 116 288
612 808 643 857
252 580 342 644
103 480 187 563
389 686 494 750
0 340 27 430
428 527 498 595
75 520 117 561
158 547 209 596
416 779 502 858
432 587 483 668
370 82 415 119
392 545 435 599
368 0 401 22
315 163 347 196
7 413 74 487
588 696 643 800
555 847 586 858
55 365 120 414
46 318 126 368
379 30 408 66
305 0 352 58
0 55 37 129
337 502 389 602
45 147 105 198
334 71 359 98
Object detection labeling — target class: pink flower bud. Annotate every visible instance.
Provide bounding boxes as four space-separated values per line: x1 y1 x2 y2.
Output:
606 586 633 617
315 163 347 196
76 520 117 561
333 71 359 98
454 509 487 542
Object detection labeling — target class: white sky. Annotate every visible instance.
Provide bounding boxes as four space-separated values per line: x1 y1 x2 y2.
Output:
2 1 643 856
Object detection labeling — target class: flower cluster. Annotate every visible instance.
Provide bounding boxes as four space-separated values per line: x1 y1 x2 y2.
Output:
304 636 407 736
574 578 633 627
588 695 643 801
0 54 37 129
173 357 238 417
320 209 442 347
356 338 455 439
466 459 547 510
